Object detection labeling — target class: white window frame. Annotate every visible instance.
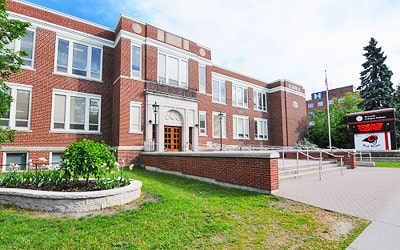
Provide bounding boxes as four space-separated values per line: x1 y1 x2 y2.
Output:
307 103 314 108
254 118 268 140
199 111 207 136
329 99 334 105
3 152 28 172
50 152 63 170
157 52 188 88
317 101 324 107
0 83 32 131
233 115 249 139
253 90 267 112
232 84 248 108
131 43 141 79
51 89 101 134
129 101 142 133
199 65 206 93
212 79 226 104
212 112 226 139
6 28 36 69
54 37 103 81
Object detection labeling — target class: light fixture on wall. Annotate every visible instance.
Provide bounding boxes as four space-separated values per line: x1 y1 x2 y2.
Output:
148 120 152 125
195 124 199 128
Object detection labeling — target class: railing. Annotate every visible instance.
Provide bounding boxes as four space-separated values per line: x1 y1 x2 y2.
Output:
144 80 198 99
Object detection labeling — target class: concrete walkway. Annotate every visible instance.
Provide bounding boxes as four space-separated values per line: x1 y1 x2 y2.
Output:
275 164 400 250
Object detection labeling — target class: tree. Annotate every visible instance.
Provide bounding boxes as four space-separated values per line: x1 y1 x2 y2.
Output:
307 92 362 148
392 85 400 147
357 37 394 110
0 0 30 143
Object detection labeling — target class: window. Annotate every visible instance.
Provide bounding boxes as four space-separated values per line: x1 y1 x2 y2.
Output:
199 65 206 93
309 121 315 126
130 102 141 133
329 99 334 105
232 85 248 108
199 111 207 135
5 153 27 171
213 112 226 138
317 101 324 107
233 115 249 139
253 90 267 111
338 98 344 103
212 79 226 104
5 29 35 68
0 84 32 130
131 44 141 78
254 118 268 140
55 37 102 80
50 152 62 170
307 103 314 108
308 111 314 116
52 90 101 133
158 53 188 88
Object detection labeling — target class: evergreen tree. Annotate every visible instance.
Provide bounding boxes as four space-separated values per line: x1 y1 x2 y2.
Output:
357 37 394 110
0 0 30 144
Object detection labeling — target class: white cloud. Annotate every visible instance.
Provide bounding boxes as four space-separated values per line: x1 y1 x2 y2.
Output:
29 0 400 98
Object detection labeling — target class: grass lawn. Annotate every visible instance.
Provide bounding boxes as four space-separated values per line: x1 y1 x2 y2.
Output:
374 162 400 168
0 168 368 249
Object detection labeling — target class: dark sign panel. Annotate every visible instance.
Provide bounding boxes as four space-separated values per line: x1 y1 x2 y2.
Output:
348 109 395 123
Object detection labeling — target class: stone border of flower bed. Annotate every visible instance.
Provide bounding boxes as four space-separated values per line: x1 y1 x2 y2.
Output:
0 180 142 212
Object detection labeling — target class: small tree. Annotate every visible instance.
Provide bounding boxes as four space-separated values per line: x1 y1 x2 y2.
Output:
357 38 394 110
307 92 362 148
0 0 30 143
60 139 116 183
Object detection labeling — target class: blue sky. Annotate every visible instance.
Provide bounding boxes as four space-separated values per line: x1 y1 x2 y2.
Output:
23 0 400 98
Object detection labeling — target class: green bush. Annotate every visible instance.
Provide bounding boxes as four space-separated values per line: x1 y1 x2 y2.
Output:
60 139 116 182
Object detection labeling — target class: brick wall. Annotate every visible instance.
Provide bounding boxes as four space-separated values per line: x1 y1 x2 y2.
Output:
141 151 280 193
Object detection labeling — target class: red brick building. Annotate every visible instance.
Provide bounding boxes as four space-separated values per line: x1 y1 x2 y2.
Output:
1 0 306 170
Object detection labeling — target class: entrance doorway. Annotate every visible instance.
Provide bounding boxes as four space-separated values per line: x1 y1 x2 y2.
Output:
164 126 182 151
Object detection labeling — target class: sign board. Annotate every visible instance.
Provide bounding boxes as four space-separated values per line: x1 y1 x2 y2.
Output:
354 132 390 151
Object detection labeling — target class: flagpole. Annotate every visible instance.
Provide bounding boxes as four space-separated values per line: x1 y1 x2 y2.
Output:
325 70 332 151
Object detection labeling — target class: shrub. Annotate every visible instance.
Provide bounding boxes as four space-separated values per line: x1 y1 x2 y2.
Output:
60 139 116 182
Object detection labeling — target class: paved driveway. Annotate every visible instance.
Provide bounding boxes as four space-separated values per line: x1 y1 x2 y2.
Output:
275 167 400 250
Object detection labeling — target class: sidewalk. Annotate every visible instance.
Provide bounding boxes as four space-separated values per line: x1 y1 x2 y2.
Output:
275 165 400 250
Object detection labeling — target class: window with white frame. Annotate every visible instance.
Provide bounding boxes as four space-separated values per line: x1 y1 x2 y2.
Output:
213 112 226 138
233 115 249 139
329 99 334 105
307 103 314 108
212 79 226 104
199 65 206 93
55 37 102 80
254 118 268 140
317 101 324 107
5 29 35 68
5 152 27 171
52 90 101 133
253 90 267 111
50 152 62 170
0 83 31 130
232 84 248 108
131 44 141 78
158 53 188 88
130 102 141 133
199 111 207 135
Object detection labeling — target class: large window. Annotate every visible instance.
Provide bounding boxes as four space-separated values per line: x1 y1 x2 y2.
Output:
52 90 101 133
55 37 102 80
0 84 31 130
158 53 188 88
213 112 226 138
130 102 141 133
131 44 141 78
233 115 249 139
5 153 27 171
254 118 268 140
232 84 248 108
212 79 226 104
253 90 267 111
199 111 207 136
5 29 35 68
199 65 206 93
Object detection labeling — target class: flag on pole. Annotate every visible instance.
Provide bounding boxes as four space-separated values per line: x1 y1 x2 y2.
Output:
325 70 329 93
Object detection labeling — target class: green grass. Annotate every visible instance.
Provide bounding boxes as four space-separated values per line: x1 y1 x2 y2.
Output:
0 168 368 249
375 162 400 168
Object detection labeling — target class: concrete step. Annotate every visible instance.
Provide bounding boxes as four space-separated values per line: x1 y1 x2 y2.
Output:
279 161 342 180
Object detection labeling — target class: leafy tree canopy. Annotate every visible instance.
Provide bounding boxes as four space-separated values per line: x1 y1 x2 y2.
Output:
0 0 30 144
357 37 394 110
307 92 362 148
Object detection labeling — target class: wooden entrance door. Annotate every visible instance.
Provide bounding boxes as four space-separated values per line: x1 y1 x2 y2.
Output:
164 126 182 151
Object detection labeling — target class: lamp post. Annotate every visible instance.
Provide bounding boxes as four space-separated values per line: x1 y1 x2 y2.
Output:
218 111 223 151
152 102 159 151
